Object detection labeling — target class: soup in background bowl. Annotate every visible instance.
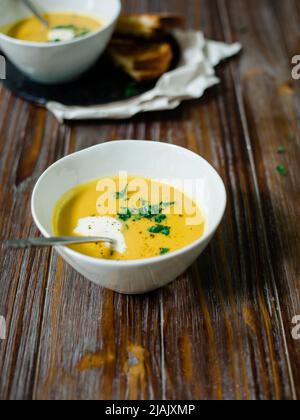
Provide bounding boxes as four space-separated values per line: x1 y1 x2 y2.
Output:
5 12 102 43
0 0 121 84
31 141 227 294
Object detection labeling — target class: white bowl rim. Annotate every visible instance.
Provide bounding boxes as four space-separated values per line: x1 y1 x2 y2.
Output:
0 0 121 48
31 140 227 267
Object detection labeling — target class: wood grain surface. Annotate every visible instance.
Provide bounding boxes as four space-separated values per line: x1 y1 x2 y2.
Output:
0 0 299 400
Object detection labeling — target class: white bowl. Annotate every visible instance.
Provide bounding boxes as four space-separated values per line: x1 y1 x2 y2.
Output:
31 141 227 294
0 0 121 84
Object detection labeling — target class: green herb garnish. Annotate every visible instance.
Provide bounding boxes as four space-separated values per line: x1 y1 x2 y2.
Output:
52 25 91 39
154 214 167 223
115 184 128 200
76 28 91 38
161 226 171 236
239 25 249 34
140 201 174 219
139 204 160 219
148 225 164 234
160 248 170 255
148 225 171 236
117 200 175 223
160 201 175 208
277 145 286 154
139 205 154 219
125 82 139 98
53 25 77 30
132 214 142 221
276 165 288 176
118 208 132 221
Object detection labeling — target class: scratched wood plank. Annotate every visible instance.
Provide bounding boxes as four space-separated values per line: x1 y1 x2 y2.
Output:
0 95 68 399
0 0 299 400
220 0 300 398
31 0 191 401
31 127 166 400
144 0 297 400
32 0 298 401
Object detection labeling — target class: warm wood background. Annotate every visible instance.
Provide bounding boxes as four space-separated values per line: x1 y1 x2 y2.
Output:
0 0 300 400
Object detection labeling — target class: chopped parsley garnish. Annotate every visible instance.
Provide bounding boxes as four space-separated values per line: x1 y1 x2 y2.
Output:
160 201 175 208
154 214 167 223
125 82 139 98
160 248 170 255
132 214 142 221
161 226 171 236
139 205 154 219
277 145 286 154
239 25 249 34
148 225 171 236
148 225 164 234
117 200 175 223
118 208 132 221
76 29 91 37
115 184 128 200
139 204 160 218
52 25 91 39
53 25 77 30
276 165 288 176
140 202 174 217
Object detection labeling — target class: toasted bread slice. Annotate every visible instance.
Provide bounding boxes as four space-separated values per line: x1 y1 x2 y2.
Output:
115 14 184 38
108 38 173 81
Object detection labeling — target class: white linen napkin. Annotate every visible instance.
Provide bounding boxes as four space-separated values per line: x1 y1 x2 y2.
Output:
47 30 241 122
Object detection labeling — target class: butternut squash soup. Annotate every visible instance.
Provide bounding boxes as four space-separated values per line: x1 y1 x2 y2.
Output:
53 176 205 261
4 13 102 43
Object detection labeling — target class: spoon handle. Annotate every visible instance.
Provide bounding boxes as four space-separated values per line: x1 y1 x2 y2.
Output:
6 237 114 249
21 0 49 28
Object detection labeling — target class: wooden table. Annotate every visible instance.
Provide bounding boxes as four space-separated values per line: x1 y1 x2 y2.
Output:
0 0 299 400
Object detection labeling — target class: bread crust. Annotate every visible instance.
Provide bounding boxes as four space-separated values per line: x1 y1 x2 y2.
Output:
115 14 184 38
108 13 183 81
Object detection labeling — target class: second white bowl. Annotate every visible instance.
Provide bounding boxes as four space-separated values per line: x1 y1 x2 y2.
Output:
0 0 121 84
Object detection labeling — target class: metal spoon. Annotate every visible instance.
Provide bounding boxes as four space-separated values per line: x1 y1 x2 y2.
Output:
21 0 49 28
6 236 115 249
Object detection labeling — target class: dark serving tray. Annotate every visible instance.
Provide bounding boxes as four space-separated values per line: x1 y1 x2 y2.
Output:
1 35 181 107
